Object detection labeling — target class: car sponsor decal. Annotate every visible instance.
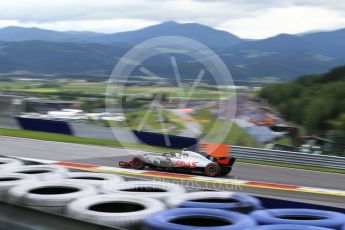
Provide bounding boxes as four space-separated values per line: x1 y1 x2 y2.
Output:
175 160 198 168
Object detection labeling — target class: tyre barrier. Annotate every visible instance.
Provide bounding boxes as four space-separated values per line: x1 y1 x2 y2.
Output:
246 224 333 230
1 157 345 230
7 180 98 213
63 172 124 188
0 157 23 171
102 181 186 200
143 208 257 230
4 165 68 181
166 191 262 214
251 209 345 229
0 173 37 200
67 194 166 229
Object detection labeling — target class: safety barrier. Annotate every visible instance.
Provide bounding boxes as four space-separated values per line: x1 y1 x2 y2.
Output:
15 117 74 135
231 145 345 170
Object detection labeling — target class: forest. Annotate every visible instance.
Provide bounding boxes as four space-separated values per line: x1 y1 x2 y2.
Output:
260 66 345 155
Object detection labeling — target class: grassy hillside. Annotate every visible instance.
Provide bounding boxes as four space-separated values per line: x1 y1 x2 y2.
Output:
1 26 345 82
260 66 345 155
260 66 345 131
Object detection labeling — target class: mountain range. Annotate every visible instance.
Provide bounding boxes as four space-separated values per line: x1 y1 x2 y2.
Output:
0 21 344 82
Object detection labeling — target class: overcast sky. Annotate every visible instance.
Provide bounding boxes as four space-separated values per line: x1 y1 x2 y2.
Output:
1 0 345 38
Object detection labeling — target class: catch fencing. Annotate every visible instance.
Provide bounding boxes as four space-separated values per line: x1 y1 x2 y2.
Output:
231 145 345 170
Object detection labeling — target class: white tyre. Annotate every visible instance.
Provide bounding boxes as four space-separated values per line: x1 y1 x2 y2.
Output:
102 180 186 200
0 173 37 200
63 172 124 188
4 165 68 181
0 158 23 171
67 194 165 228
7 180 97 214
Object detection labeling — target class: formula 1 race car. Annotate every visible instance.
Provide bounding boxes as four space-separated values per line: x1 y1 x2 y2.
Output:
119 149 236 177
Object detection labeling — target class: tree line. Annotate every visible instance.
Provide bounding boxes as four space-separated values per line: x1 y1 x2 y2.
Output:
260 66 345 155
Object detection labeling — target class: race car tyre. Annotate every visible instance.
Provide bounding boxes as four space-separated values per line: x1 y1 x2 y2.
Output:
0 158 23 171
220 166 232 176
246 224 333 230
251 209 345 229
143 208 256 230
204 163 220 177
102 180 186 200
7 180 97 213
0 173 37 200
132 157 146 170
4 165 68 181
62 172 124 188
166 191 262 214
67 194 165 228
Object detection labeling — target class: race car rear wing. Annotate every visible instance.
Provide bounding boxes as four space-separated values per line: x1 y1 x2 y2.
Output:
217 157 236 166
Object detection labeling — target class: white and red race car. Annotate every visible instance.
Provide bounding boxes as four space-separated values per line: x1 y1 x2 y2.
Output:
119 149 236 177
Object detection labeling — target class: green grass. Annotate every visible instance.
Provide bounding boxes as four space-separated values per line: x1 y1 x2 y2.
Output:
0 81 107 95
193 108 259 147
0 128 170 153
273 136 293 146
121 109 185 135
123 86 235 100
0 128 343 174
0 80 235 101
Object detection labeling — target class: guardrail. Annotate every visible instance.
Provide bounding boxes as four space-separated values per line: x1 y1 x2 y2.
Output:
231 146 345 170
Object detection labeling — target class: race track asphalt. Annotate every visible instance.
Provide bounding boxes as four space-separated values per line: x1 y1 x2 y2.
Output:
1 136 344 207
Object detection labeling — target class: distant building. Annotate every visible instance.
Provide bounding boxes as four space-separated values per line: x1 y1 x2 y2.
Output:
24 98 80 113
0 94 24 116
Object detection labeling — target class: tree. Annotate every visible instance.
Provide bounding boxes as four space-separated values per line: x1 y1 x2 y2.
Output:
329 113 345 131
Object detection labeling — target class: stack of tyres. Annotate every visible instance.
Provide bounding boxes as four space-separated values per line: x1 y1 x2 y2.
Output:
0 157 23 171
143 191 261 229
0 173 36 200
7 180 98 214
143 208 256 230
67 194 166 229
4 165 68 180
251 209 345 229
166 191 262 214
1 157 345 230
102 180 186 201
62 172 125 189
65 180 187 228
247 225 334 230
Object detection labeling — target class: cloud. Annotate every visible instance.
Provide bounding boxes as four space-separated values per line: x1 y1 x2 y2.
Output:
0 0 344 38
218 6 345 38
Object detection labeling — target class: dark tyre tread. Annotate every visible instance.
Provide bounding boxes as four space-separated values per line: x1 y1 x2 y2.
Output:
204 163 220 177
132 157 146 170
220 167 232 176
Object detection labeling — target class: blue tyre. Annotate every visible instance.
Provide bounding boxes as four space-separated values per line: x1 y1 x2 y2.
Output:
166 192 262 214
251 209 345 229
144 208 256 230
246 224 333 230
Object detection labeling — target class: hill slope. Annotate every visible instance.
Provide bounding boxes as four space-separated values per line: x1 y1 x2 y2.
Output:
0 26 103 43
0 23 345 81
260 66 345 132
0 22 243 49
